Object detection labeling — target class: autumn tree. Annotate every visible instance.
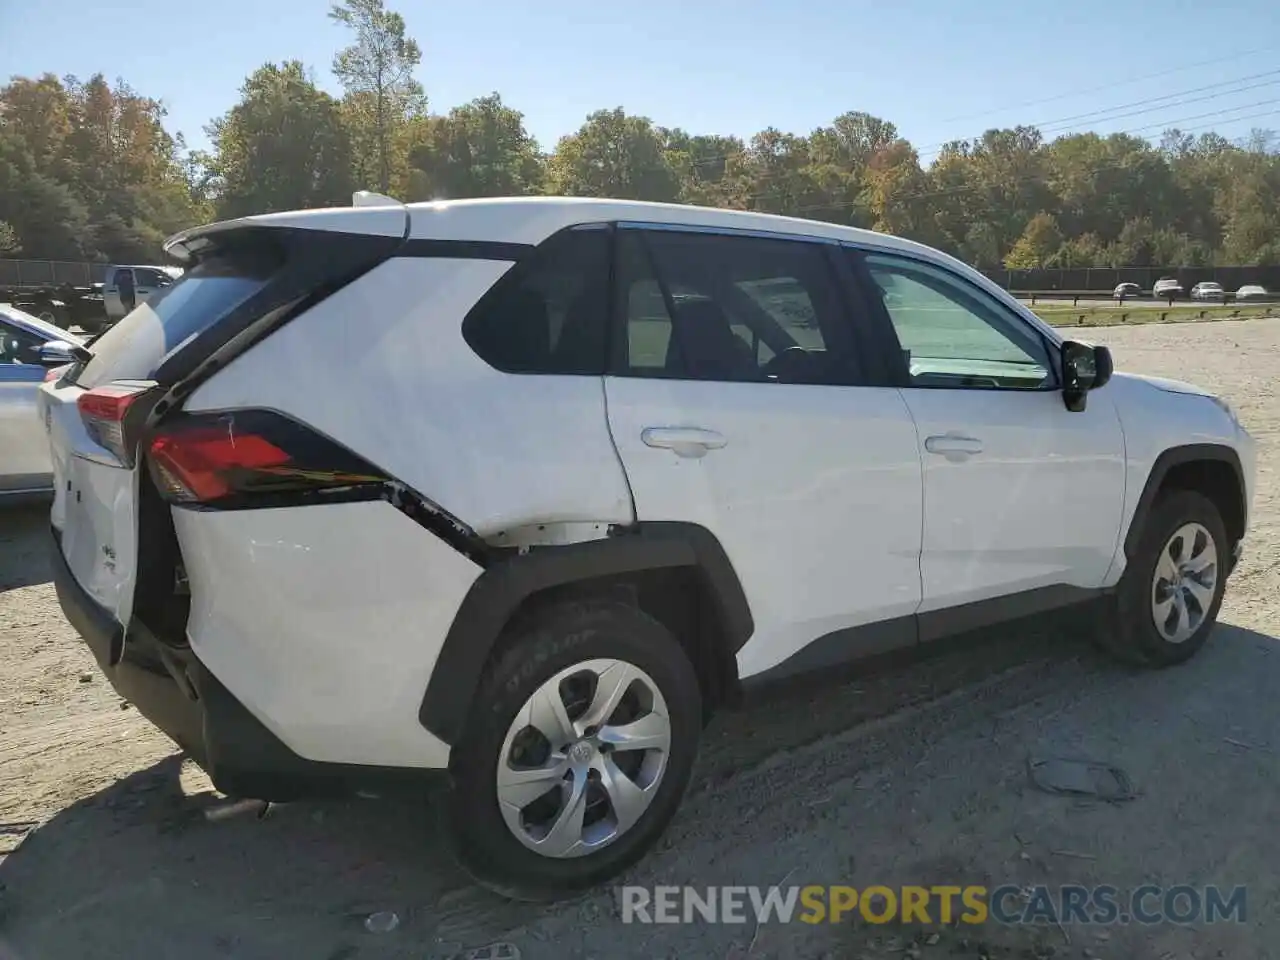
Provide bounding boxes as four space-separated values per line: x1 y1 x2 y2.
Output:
0 73 201 261
1004 212 1064 268
330 0 424 194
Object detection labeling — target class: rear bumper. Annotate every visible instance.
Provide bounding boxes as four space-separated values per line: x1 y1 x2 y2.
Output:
50 527 447 801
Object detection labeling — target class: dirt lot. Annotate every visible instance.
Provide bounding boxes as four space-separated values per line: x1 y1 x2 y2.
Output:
3 317 1280 960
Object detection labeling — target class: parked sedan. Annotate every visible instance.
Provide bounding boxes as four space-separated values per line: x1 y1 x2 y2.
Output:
1153 278 1183 300
1236 284 1269 301
1 304 84 498
1191 281 1225 301
1113 282 1141 299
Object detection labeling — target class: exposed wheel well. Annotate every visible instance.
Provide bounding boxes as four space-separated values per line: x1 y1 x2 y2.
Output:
487 568 742 717
1159 458 1245 547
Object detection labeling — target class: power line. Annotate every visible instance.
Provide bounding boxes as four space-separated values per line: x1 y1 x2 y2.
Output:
681 69 1280 191
913 94 1280 164
933 44 1280 125
897 70 1280 164
681 67 1280 178
1026 69 1280 133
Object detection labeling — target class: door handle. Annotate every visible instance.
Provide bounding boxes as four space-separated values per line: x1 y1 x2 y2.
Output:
924 433 983 458
641 427 727 459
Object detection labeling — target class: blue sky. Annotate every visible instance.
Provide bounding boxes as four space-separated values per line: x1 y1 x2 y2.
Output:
2 0 1278 161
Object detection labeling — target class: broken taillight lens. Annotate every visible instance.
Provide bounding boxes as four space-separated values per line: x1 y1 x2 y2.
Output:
77 381 157 465
146 410 388 505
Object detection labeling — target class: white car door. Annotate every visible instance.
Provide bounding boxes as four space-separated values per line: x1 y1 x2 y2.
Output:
604 226 924 680
854 250 1125 627
102 267 124 320
0 315 54 491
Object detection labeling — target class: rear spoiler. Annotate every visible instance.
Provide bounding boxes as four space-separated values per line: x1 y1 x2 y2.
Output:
164 195 409 264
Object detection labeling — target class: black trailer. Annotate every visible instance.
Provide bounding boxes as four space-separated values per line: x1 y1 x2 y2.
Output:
0 259 108 331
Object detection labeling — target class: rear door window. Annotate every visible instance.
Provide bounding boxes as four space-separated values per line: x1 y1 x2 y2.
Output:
77 253 279 389
613 228 860 385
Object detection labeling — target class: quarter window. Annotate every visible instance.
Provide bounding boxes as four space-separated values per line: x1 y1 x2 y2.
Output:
861 253 1054 390
463 228 611 375
614 229 859 385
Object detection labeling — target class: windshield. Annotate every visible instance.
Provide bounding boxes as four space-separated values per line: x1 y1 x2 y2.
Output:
75 253 279 389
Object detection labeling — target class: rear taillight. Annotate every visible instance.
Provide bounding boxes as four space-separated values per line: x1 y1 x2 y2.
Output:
146 410 387 505
77 381 157 465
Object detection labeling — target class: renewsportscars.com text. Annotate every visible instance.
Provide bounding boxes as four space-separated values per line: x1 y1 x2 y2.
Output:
618 884 1247 926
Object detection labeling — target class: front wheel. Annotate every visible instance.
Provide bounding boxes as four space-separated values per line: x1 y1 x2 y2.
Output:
1103 489 1228 666
444 600 702 900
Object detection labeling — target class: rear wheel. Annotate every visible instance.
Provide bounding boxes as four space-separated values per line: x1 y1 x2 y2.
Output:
1102 489 1228 666
444 600 702 900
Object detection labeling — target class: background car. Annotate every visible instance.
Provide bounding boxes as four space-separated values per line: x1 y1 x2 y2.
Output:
1236 284 1269 301
1191 281 1225 302
1113 282 1141 299
1153 278 1183 300
101 264 181 325
1 303 83 499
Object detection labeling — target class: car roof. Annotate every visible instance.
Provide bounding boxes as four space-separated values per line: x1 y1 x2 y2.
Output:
163 195 1062 344
174 196 939 259
0 303 85 343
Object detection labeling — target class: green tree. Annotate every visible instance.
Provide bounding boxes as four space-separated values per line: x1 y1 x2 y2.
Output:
546 108 679 201
206 61 354 219
661 129 743 206
330 0 425 194
404 93 542 200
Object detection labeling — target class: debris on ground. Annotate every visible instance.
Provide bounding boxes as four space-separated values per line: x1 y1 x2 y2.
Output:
363 910 399 933
1026 756 1136 802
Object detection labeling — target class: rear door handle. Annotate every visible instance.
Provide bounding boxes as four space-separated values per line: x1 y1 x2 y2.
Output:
641 427 727 459
924 433 983 458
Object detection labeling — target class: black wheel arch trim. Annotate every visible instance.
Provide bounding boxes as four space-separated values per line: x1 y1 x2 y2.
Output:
418 521 754 745
1124 443 1245 559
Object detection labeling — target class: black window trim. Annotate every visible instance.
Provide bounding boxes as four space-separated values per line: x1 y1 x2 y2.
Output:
843 245 1063 393
608 222 872 387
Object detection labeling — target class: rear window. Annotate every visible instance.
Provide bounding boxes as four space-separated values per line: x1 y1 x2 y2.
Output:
77 254 277 389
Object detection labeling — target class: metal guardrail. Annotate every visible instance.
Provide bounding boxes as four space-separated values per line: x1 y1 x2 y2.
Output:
1015 290 1280 307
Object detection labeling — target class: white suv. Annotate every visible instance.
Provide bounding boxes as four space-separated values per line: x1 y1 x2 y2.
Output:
41 196 1255 899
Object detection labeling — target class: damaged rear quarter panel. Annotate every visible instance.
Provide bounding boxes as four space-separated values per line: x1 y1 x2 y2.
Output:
182 257 636 539
173 499 479 768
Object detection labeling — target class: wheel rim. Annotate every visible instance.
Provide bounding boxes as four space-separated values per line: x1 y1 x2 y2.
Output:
495 658 671 859
1150 521 1218 644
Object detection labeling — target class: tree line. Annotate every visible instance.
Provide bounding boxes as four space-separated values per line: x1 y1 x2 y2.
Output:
2 0 1278 269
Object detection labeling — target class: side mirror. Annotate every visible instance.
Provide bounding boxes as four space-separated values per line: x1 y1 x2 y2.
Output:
36 340 78 366
1061 341 1113 412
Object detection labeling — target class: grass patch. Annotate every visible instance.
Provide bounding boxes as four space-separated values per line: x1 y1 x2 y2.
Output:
1034 302 1279 327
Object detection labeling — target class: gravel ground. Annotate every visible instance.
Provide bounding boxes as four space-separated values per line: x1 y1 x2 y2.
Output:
3 317 1280 960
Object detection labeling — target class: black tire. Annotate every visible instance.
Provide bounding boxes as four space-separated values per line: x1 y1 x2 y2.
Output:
1102 489 1229 667
35 303 70 329
444 599 702 901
